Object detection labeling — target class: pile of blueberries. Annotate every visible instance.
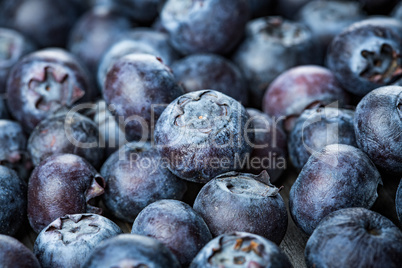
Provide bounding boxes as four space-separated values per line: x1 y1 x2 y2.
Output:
0 0 402 267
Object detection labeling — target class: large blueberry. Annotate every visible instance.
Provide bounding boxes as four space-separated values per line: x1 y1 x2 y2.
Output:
0 166 26 236
154 90 254 183
101 142 187 222
354 86 402 174
190 232 292 268
289 144 382 235
82 234 181 268
28 154 105 233
132 199 212 266
305 208 402 268
0 234 41 268
193 171 288 245
34 214 122 268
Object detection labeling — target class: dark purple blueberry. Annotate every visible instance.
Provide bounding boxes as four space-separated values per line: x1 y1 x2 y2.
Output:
98 28 179 90
100 142 187 222
68 5 133 81
131 199 212 266
34 214 122 268
28 112 105 169
233 17 315 103
171 53 248 105
0 0 81 47
0 28 36 94
103 53 184 141
244 108 287 182
190 232 292 268
297 1 365 64
262 65 351 124
354 86 402 174
0 166 26 236
327 18 402 96
108 0 165 23
275 0 311 19
0 120 31 180
288 107 357 170
193 171 288 245
6 48 93 132
154 90 254 183
82 234 181 268
305 208 402 268
0 234 41 268
397 179 402 224
160 0 250 55
27 154 105 233
289 144 382 235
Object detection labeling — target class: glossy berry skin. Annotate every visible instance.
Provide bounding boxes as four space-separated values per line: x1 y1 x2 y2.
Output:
305 208 402 268
0 166 26 236
34 214 122 268
288 108 357 171
233 17 315 102
0 234 41 268
193 171 288 245
354 86 402 174
109 0 165 23
297 1 365 64
190 232 292 268
262 65 351 122
160 0 249 55
82 234 181 268
104 53 184 141
289 144 382 235
28 113 105 169
0 0 81 47
7 48 93 132
154 90 254 183
327 18 402 96
0 28 36 94
98 28 179 90
171 53 248 105
28 154 105 233
397 179 402 225
131 199 212 266
68 5 133 82
101 142 187 222
244 108 287 182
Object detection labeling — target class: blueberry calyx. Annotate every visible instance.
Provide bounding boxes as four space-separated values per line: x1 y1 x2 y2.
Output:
85 175 105 214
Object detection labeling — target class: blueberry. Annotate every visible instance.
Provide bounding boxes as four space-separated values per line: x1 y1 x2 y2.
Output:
190 232 292 268
100 142 187 222
160 0 250 55
193 171 288 245
262 65 351 125
171 53 248 105
327 17 402 96
244 108 287 182
305 207 402 268
107 0 166 23
82 234 181 268
233 17 315 103
68 5 133 82
0 166 26 236
28 112 105 169
289 144 382 235
354 85 402 174
0 0 81 47
28 154 105 233
154 90 254 183
288 107 357 171
0 234 41 268
97 28 179 91
6 48 93 132
131 199 212 266
397 179 402 225
34 214 122 268
0 28 36 95
103 53 184 141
